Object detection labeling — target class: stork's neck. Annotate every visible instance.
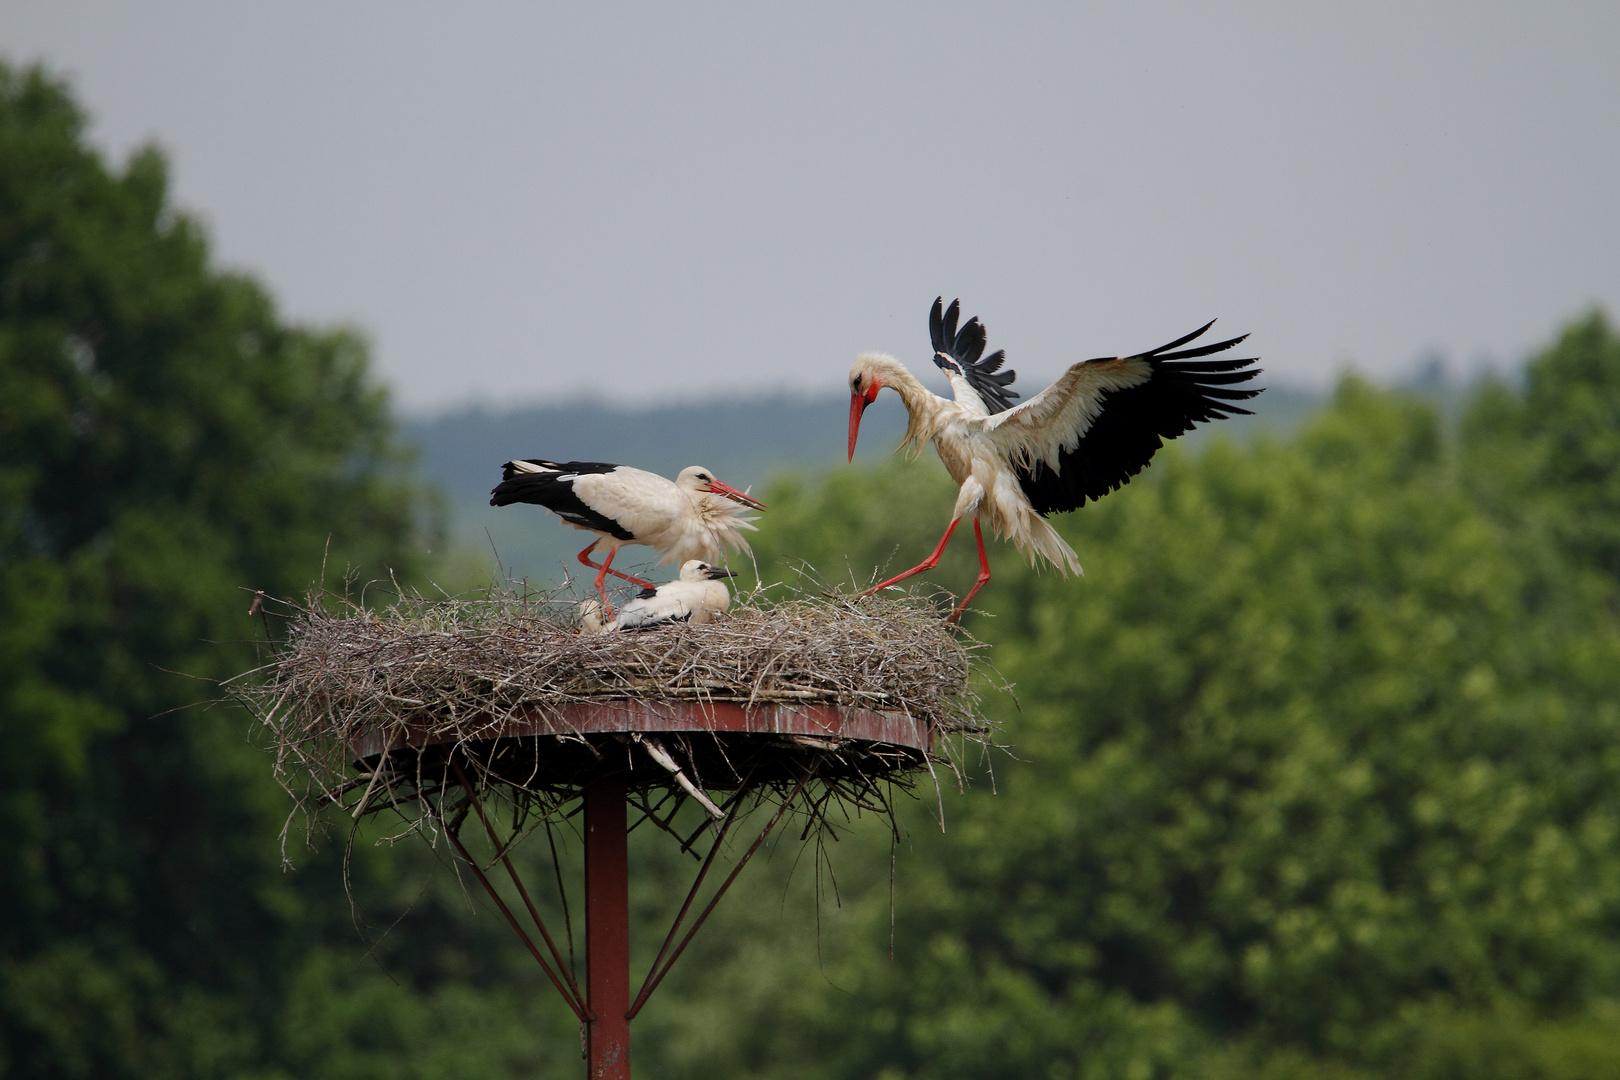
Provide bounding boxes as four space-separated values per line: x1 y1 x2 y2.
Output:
871 356 955 457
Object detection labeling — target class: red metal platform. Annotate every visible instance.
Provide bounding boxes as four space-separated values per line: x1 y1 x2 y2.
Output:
361 701 932 1080
349 700 932 759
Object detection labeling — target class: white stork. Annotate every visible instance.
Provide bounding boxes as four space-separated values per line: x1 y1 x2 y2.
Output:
607 560 736 630
847 298 1263 620
490 460 763 615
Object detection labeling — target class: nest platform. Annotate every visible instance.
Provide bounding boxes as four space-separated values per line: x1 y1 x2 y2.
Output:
348 699 933 793
233 583 994 1080
242 586 989 826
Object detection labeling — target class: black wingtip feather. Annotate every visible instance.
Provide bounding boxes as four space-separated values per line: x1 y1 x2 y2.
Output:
1015 323 1264 516
1151 336 1249 363
956 318 987 366
1161 356 1262 374
1136 318 1219 358
1197 386 1264 401
1175 368 1264 386
928 297 1022 413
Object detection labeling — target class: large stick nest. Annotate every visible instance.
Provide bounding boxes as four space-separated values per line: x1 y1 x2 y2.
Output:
232 579 998 861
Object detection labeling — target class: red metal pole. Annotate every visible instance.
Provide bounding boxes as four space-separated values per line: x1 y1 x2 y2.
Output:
584 778 631 1080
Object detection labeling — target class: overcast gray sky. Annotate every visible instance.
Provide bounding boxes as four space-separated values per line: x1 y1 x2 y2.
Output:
5 3 1617 413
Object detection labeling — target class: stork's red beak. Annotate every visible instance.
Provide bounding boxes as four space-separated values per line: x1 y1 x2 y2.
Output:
848 388 878 462
706 479 765 511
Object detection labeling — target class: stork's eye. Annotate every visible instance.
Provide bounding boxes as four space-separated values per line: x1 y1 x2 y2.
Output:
698 473 711 482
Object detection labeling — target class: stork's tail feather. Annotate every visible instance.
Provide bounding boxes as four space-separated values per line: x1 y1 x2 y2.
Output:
490 472 551 506
489 459 557 506
1014 514 1083 576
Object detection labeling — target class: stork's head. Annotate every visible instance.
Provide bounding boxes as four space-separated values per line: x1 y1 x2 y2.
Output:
847 352 893 462
674 467 766 510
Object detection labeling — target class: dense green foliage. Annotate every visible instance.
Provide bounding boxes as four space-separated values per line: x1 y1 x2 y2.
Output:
715 366 1620 1079
7 61 1620 1079
0 64 551 1078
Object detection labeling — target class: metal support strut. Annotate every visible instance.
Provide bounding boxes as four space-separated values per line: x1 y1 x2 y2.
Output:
585 778 631 1080
444 762 815 1079
443 770 589 1024
626 771 810 1020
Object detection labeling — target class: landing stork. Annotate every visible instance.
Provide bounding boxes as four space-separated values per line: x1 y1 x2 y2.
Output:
847 298 1263 620
490 460 763 615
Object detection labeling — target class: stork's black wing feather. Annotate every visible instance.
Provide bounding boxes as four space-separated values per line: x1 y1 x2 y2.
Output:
1015 324 1263 515
619 611 693 632
928 296 1022 414
489 459 636 540
496 458 622 484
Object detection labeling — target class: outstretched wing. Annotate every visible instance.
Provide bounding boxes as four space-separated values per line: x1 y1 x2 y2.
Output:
929 297 1020 414
984 320 1263 515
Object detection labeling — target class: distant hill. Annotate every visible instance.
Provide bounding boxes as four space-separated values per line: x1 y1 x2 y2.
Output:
405 385 1325 584
407 392 909 503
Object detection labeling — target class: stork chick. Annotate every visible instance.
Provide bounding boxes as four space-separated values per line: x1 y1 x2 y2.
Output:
577 599 608 635
609 560 736 630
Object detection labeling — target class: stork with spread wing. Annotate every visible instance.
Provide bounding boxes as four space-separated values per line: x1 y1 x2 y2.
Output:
847 297 1263 620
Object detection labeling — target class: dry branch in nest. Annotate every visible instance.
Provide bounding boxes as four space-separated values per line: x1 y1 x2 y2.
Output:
230 578 998 866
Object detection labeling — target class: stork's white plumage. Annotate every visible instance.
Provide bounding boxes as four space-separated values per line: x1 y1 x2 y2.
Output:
848 298 1263 620
490 460 763 615
606 560 736 631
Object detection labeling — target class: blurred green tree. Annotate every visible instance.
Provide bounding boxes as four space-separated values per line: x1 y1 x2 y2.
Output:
0 62 453 1077
1463 309 1620 582
708 375 1620 1079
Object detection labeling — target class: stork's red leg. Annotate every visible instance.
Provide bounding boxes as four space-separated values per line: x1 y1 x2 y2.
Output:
946 519 992 623
858 518 961 599
577 544 655 588
576 545 652 621
586 548 654 620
